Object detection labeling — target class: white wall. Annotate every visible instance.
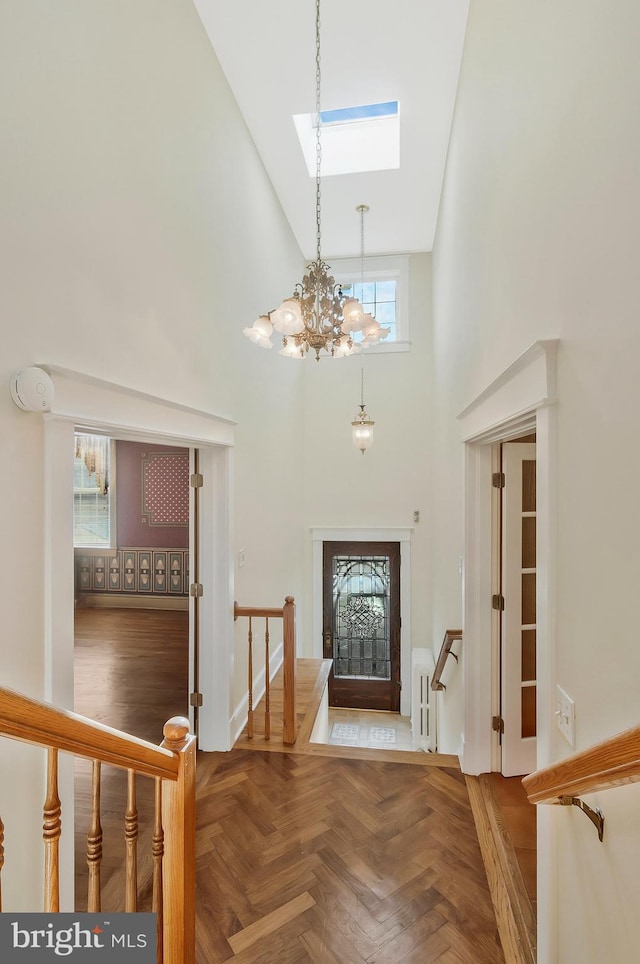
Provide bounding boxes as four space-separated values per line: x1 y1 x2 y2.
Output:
433 0 640 959
0 0 305 909
301 254 434 675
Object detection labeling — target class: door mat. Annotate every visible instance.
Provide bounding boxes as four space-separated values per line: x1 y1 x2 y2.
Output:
329 723 360 746
368 726 397 748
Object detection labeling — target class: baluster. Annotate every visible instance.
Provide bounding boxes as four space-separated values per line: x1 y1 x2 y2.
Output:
282 596 297 745
264 617 271 740
247 615 254 739
0 815 4 912
152 778 164 964
87 760 102 912
125 769 138 912
43 748 61 911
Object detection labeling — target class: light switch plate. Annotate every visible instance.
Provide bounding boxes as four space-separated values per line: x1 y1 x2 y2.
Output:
556 685 575 747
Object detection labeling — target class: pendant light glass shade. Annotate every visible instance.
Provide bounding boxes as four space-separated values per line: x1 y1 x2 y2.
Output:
341 298 366 333
333 335 362 358
271 298 304 335
243 315 273 348
352 405 375 454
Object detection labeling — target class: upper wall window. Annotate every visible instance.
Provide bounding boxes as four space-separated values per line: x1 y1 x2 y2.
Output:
73 434 115 548
332 255 410 351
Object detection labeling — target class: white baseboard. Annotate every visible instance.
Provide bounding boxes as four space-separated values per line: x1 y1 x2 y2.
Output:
76 594 188 612
229 642 284 746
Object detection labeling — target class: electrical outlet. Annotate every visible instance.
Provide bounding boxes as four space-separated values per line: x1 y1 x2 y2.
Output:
556 685 575 747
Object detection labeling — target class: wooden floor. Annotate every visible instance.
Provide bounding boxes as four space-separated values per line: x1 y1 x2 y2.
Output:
486 773 537 915
466 775 536 964
74 606 189 910
74 609 505 961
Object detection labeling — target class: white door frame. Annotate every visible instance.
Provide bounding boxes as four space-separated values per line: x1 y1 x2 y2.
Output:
457 341 557 774
457 340 557 963
42 366 235 908
311 527 413 717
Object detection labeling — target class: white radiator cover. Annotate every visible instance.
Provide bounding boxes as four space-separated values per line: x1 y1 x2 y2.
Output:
411 648 436 752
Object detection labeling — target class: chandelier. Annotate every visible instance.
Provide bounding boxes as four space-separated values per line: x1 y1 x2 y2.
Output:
243 0 390 361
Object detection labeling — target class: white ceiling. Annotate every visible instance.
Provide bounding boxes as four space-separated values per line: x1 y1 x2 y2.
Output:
193 0 469 261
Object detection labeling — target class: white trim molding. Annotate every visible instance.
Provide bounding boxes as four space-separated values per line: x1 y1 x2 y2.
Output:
40 365 235 906
458 340 557 442
310 526 413 717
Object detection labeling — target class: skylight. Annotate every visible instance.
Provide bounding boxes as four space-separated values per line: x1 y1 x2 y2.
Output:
293 101 400 177
319 101 398 126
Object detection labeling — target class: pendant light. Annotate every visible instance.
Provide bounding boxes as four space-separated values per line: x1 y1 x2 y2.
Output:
351 204 380 454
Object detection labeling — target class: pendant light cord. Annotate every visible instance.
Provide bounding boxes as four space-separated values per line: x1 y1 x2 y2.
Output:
359 204 367 408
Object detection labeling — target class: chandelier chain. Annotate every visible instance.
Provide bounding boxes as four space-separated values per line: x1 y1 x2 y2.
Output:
360 205 365 285
315 0 322 265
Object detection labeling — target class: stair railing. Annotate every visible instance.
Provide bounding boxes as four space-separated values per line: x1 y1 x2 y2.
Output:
431 629 463 692
523 722 640 842
0 686 196 963
234 595 297 745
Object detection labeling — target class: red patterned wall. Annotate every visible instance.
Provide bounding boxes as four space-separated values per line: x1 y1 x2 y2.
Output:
116 441 189 548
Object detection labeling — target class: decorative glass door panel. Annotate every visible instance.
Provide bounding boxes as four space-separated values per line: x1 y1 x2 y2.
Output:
323 541 400 711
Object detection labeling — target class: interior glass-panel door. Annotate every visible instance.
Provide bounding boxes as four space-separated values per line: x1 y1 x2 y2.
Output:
501 443 537 777
323 541 400 711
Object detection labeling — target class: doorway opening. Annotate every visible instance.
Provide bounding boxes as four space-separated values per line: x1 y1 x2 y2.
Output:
43 366 234 908
72 435 193 739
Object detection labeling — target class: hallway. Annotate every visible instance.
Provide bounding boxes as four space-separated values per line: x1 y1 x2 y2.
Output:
73 609 504 961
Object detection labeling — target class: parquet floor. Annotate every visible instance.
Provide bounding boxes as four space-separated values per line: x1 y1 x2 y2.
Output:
196 749 505 963
74 609 505 962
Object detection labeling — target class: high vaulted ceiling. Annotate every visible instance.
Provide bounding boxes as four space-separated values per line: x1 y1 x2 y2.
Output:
193 0 469 261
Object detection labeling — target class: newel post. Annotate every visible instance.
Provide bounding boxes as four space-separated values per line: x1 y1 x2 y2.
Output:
161 717 196 964
282 596 297 745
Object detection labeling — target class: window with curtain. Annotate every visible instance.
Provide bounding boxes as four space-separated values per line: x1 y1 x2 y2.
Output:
73 434 114 548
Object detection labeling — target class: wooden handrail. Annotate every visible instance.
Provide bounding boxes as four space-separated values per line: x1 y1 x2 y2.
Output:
0 686 178 779
235 596 297 745
234 605 286 619
523 723 640 805
432 629 462 691
0 686 196 963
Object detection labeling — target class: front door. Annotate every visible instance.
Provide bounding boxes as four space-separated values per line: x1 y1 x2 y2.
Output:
323 541 400 711
501 442 537 776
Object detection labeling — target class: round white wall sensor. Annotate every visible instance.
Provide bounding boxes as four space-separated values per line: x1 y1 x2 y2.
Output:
10 367 55 412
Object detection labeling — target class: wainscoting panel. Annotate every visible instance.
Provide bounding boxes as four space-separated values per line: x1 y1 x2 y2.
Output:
75 549 189 597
